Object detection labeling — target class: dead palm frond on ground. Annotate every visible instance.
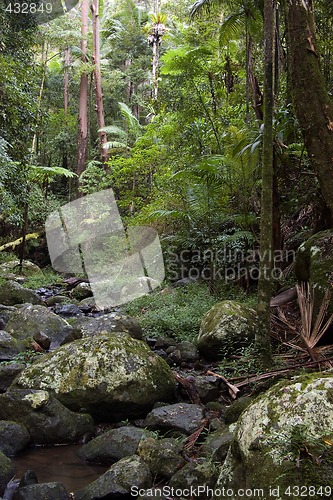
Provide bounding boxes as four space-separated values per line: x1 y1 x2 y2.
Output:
271 283 333 366
296 282 333 362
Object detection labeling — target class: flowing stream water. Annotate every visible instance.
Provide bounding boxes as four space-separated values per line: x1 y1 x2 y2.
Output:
13 444 108 493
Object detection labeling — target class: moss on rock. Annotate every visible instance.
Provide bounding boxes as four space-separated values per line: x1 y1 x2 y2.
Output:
216 373 333 498
6 304 73 348
295 230 333 315
197 301 258 360
12 333 176 420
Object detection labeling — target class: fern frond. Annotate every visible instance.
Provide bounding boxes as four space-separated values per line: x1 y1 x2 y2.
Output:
99 125 127 139
103 141 129 151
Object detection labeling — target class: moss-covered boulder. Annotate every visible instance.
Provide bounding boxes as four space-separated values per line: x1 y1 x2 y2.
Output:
0 450 15 495
0 389 94 445
0 281 43 306
200 426 233 463
0 420 30 456
75 455 152 500
168 459 217 491
295 230 333 315
70 282 93 300
137 437 186 478
12 333 176 420
71 312 143 340
197 301 257 360
215 374 333 497
0 331 23 360
6 304 74 349
0 260 43 279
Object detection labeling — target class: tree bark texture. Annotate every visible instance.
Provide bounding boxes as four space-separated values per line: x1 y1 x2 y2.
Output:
256 0 275 368
287 0 333 217
64 46 70 116
91 0 109 166
77 0 89 178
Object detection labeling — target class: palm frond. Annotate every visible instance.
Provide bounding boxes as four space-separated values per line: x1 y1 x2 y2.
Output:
219 11 246 47
190 0 224 17
118 102 142 138
296 282 333 351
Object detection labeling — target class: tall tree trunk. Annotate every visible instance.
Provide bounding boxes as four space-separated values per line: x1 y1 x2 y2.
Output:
77 0 89 179
287 0 333 217
31 42 48 155
148 14 166 101
256 0 276 368
64 46 70 116
91 0 109 166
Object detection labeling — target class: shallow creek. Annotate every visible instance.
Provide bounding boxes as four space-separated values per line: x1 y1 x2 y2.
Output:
13 444 108 493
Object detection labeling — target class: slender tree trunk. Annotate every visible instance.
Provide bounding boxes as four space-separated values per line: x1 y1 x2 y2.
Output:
19 199 29 270
151 36 160 100
64 46 70 116
31 42 48 155
91 0 109 166
286 0 333 217
77 0 89 179
256 0 276 368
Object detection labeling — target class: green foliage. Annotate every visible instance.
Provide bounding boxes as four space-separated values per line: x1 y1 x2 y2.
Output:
23 266 63 289
122 282 218 342
0 350 43 367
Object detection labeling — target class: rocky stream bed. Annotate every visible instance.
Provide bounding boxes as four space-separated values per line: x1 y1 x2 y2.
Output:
0 261 332 499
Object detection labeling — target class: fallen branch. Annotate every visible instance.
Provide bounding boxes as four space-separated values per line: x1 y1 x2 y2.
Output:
206 370 240 399
184 418 209 452
0 232 41 252
226 357 333 388
173 372 202 404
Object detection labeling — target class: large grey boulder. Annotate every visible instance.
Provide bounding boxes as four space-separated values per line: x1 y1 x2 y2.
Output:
12 333 176 420
75 455 152 500
0 363 25 392
0 281 43 306
0 451 15 496
6 304 74 349
0 331 23 360
215 374 333 497
143 403 204 435
197 300 257 359
79 426 151 464
0 421 30 456
71 312 143 340
0 389 94 445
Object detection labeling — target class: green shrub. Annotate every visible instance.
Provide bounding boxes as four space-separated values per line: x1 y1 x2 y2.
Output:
123 282 217 342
